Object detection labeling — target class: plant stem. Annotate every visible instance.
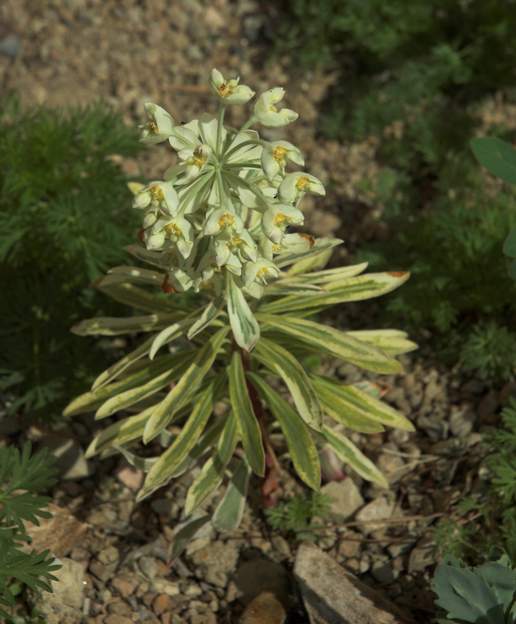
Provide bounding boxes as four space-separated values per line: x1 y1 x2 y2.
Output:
240 349 282 506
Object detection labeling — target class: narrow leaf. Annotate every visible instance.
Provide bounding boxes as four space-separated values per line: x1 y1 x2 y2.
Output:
212 459 251 531
277 238 342 271
187 299 223 339
322 425 388 488
143 327 229 443
184 412 239 514
249 373 320 490
255 337 322 430
228 352 265 476
346 329 417 356
72 314 176 336
227 272 260 351
259 314 403 375
149 322 185 360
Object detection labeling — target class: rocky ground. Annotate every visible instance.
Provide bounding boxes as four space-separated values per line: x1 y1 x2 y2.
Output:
0 1 513 623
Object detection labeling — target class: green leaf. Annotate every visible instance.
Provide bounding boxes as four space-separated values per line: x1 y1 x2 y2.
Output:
321 426 388 488
277 238 343 271
313 376 414 431
295 262 369 284
346 329 417 356
259 314 403 374
168 513 211 561
470 137 516 185
212 459 251 531
64 351 186 416
227 273 260 351
255 337 322 430
433 560 506 624
139 380 219 499
259 272 410 314
125 244 175 270
184 411 239 514
314 383 384 433
503 228 516 259
95 279 182 314
228 352 265 476
71 313 177 336
92 335 155 390
94 351 195 420
187 299 223 339
149 322 186 360
249 373 320 490
105 265 164 287
143 327 229 443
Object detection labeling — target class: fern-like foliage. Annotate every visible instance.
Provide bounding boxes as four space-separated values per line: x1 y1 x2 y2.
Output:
0 443 60 619
272 0 516 381
265 492 333 539
0 94 143 418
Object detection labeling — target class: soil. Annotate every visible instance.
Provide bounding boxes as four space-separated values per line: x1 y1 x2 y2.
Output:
0 1 513 623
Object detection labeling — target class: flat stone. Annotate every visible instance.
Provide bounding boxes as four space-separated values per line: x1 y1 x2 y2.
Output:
322 479 364 520
355 497 394 532
112 575 139 598
25 503 88 558
189 541 239 588
28 558 86 624
240 591 287 624
294 543 414 624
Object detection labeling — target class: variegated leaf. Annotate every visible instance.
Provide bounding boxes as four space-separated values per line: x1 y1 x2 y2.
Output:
140 380 218 499
322 425 388 488
312 376 414 431
228 352 265 476
143 327 229 443
258 314 403 375
212 459 251 531
184 412 239 514
346 329 417 356
95 280 183 314
227 273 260 352
187 299 223 339
249 373 320 490
254 337 322 430
277 238 342 272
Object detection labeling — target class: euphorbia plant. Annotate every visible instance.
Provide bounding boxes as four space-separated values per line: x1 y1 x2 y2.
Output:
64 69 416 527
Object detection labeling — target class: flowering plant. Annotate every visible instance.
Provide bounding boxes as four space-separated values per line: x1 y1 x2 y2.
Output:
65 69 415 529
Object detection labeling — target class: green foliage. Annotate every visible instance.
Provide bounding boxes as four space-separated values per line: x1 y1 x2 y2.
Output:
274 0 516 381
434 400 516 566
0 94 143 417
265 491 333 539
433 556 516 623
0 443 60 620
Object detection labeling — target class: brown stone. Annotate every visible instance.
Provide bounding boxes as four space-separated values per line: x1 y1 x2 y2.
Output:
25 503 88 558
153 593 174 616
240 591 287 624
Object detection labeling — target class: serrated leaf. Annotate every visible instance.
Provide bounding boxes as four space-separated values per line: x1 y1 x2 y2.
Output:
227 272 260 351
187 299 223 339
184 412 239 514
259 272 410 314
212 459 251 531
470 137 516 185
143 327 229 443
228 352 265 476
259 314 403 375
255 337 322 430
249 373 320 490
433 561 505 624
346 329 418 356
312 376 414 431
140 380 218 499
321 425 388 488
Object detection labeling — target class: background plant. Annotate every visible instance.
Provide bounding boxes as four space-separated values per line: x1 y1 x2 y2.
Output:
0 94 142 419
65 69 416 532
272 0 516 382
0 443 60 621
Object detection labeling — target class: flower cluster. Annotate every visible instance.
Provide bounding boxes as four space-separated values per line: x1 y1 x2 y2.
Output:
131 69 325 300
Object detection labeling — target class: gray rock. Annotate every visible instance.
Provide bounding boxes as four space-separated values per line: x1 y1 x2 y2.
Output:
321 479 364 520
355 497 394 530
0 35 21 59
294 543 414 623
190 541 239 587
28 558 85 624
